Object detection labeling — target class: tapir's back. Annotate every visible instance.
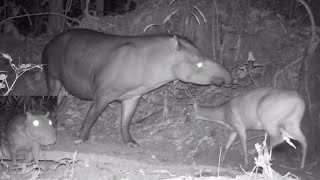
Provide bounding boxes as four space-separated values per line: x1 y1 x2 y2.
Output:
42 29 115 79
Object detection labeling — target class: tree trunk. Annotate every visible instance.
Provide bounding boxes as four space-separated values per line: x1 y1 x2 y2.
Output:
47 0 64 35
96 0 104 17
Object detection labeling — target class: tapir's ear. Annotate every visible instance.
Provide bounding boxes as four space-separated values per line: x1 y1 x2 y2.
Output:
45 112 50 117
169 35 181 50
26 111 33 120
26 111 31 117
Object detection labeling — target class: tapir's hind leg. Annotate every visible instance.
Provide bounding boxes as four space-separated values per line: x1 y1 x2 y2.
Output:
46 76 67 107
46 75 60 96
46 76 67 144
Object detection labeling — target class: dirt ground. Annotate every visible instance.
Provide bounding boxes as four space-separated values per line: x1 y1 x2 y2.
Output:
1 92 319 180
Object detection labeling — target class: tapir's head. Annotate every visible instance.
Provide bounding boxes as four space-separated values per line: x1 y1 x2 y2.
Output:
169 36 231 86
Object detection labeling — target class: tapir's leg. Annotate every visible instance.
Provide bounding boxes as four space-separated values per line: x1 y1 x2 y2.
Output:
46 76 61 96
121 96 141 147
57 87 68 108
46 77 67 146
77 95 114 144
46 76 67 107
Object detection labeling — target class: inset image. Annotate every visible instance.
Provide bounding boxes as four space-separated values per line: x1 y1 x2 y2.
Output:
0 96 57 174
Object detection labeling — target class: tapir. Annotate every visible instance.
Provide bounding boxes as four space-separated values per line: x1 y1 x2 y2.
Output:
42 28 231 146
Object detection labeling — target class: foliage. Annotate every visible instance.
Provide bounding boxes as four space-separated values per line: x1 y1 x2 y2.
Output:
0 0 50 36
0 53 43 96
54 151 83 180
11 162 44 180
0 96 56 115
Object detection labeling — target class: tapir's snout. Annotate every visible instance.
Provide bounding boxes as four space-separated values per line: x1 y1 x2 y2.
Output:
211 77 225 86
210 69 232 86
208 62 232 86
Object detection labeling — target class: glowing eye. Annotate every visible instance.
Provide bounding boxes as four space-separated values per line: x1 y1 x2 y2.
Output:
33 120 39 127
196 62 203 68
49 120 52 126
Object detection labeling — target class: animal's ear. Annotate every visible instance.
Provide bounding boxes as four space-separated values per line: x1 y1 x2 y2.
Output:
26 111 32 118
26 111 34 121
169 35 181 50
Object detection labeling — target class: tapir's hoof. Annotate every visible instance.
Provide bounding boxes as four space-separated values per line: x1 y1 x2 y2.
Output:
77 130 89 143
125 139 140 148
74 139 84 145
128 142 140 148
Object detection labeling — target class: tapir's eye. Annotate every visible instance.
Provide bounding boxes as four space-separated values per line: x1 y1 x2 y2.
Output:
196 62 203 68
33 120 40 127
49 120 52 126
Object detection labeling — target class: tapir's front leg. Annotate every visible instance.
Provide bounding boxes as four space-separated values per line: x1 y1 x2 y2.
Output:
121 96 141 147
76 94 115 144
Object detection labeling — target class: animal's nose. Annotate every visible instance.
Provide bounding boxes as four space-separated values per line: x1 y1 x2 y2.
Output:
211 77 225 86
211 71 232 86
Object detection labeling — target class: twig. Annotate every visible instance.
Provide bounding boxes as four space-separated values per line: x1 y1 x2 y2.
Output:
184 89 195 103
218 147 222 177
62 0 73 32
295 0 319 119
163 85 169 121
211 1 216 60
0 12 79 25
231 134 265 146
134 108 163 125
273 57 302 87
192 6 207 23
3 66 41 96
233 32 242 63
304 62 313 119
273 0 317 89
214 0 221 62
248 61 260 88
22 9 32 26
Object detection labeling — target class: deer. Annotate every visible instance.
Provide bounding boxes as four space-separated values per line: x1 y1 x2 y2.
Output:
185 87 307 169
